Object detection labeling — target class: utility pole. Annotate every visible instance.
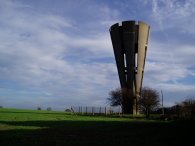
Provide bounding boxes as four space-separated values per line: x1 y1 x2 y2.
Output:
161 90 164 116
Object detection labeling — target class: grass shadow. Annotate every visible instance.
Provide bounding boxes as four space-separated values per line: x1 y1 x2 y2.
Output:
0 120 194 146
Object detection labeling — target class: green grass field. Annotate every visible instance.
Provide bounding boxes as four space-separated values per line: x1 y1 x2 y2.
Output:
0 108 194 146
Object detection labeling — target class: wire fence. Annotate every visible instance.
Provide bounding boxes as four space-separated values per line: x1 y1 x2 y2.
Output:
71 106 122 115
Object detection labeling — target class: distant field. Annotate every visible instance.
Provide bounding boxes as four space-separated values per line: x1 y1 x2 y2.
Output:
0 108 194 146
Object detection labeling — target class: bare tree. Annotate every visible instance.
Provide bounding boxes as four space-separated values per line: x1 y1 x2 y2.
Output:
107 88 122 107
107 88 133 114
140 87 160 118
176 98 195 119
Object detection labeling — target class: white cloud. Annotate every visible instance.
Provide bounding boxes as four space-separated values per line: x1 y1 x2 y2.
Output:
0 0 119 109
149 0 195 34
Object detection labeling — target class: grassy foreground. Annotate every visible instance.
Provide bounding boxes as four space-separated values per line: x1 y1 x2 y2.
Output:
0 108 194 146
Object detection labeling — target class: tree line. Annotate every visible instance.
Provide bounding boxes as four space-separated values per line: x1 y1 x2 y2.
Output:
107 87 159 117
107 87 195 120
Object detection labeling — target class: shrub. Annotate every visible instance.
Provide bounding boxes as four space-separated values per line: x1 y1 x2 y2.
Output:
47 107 52 111
65 109 71 112
37 107 41 110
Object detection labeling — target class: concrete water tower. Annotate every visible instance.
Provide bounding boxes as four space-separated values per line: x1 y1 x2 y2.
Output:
109 21 150 115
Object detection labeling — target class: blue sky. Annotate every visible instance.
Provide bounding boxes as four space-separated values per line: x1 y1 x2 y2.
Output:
0 0 195 110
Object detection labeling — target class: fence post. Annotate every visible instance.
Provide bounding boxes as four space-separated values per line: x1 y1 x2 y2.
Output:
86 106 87 114
105 107 107 116
119 106 121 116
92 107 94 115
